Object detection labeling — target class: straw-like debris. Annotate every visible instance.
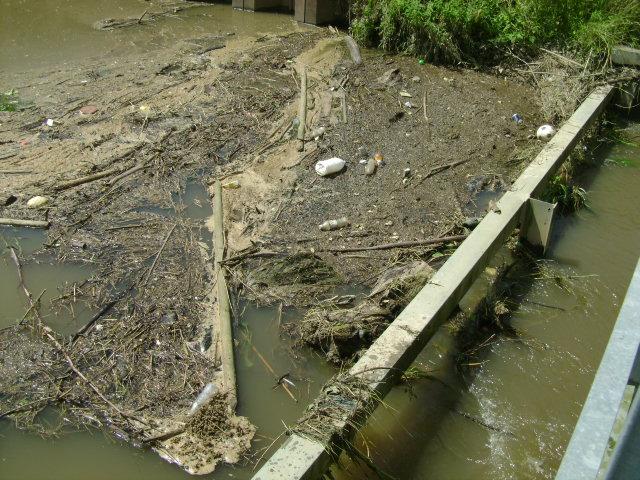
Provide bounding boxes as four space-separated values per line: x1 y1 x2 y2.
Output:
288 261 435 363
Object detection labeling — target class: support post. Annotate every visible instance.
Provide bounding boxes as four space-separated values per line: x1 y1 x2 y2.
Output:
520 198 557 254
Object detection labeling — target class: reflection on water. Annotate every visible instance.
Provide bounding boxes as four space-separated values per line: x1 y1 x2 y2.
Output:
0 226 95 335
0 0 297 74
332 121 640 480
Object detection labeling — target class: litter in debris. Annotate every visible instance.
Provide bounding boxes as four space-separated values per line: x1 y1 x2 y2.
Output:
222 180 240 189
315 157 346 176
319 217 349 231
26 196 49 208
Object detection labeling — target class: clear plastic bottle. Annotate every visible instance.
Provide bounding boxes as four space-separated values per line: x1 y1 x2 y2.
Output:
319 217 349 231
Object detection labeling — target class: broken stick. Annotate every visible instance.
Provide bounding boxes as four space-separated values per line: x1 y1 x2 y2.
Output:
106 162 146 186
0 218 49 228
9 246 32 301
423 88 431 141
21 289 45 323
296 67 307 152
319 234 468 253
214 179 237 410
415 159 470 186
241 331 297 403
141 223 176 287
54 166 123 191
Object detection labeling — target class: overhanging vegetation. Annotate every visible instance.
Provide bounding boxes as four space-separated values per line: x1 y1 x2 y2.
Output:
350 0 640 63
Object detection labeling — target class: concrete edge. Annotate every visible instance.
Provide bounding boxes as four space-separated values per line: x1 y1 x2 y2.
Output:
251 85 615 480
611 46 640 67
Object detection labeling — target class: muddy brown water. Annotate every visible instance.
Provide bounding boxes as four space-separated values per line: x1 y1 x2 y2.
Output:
2 1 640 478
0 0 297 74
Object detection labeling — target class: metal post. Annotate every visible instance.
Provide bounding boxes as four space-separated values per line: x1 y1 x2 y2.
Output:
603 390 640 479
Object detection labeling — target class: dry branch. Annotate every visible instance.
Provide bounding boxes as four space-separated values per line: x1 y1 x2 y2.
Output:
415 159 470 186
296 67 307 151
0 218 49 228
9 246 32 301
319 234 468 253
54 166 123 191
141 223 177 287
106 163 147 186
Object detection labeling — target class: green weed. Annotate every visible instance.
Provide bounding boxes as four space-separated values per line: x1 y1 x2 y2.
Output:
0 90 18 112
543 174 589 212
350 0 640 63
606 127 640 147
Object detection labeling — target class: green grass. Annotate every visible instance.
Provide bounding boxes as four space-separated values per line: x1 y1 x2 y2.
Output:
0 90 18 112
350 0 640 63
543 174 590 212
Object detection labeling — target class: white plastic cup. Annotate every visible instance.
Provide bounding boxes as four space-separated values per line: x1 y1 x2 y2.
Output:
315 157 346 176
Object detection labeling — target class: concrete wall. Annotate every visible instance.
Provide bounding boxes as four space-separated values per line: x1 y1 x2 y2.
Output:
232 0 293 12
294 0 342 24
232 0 344 24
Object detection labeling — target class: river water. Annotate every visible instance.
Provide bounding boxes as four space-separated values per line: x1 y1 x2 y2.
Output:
0 0 296 74
2 2 640 479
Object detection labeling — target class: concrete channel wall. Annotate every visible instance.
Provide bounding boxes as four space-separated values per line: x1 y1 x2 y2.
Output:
231 0 343 25
251 85 616 480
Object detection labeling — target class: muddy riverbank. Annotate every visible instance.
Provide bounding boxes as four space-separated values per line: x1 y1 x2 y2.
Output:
0 3 574 475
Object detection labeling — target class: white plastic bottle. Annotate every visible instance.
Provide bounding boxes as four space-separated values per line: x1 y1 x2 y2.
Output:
315 157 346 176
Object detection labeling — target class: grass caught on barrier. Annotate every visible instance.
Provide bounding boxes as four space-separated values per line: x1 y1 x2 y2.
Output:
350 0 640 63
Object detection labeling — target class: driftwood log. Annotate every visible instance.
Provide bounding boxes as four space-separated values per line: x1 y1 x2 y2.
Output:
296 67 307 152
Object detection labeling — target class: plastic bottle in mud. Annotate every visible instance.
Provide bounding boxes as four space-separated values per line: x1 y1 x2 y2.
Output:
319 217 349 231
